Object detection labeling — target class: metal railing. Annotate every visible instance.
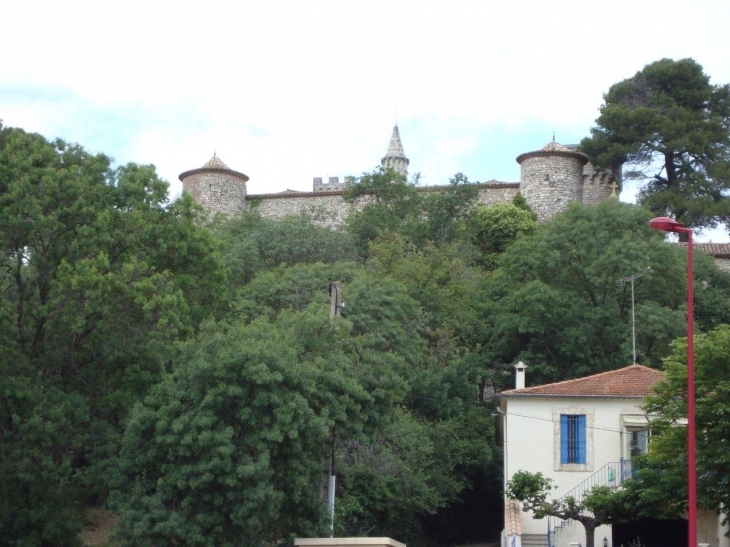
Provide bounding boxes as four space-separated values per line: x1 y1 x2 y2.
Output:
547 459 634 547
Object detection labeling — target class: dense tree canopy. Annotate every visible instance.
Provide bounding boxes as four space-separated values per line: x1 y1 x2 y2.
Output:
484 199 730 386
468 200 537 270
0 124 227 544
4 117 730 547
343 167 478 256
581 58 730 235
105 184 502 544
111 315 381 547
626 324 730 519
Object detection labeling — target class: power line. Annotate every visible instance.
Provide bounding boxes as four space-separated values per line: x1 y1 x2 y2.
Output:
501 409 651 434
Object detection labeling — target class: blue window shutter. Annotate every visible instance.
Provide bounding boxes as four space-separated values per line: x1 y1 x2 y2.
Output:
560 415 569 463
577 415 587 464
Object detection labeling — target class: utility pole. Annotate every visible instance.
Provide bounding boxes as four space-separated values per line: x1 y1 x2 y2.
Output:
617 267 651 364
330 281 342 320
324 282 343 536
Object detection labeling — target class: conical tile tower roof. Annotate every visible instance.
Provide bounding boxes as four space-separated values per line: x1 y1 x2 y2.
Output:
202 154 230 170
381 125 410 175
179 154 249 182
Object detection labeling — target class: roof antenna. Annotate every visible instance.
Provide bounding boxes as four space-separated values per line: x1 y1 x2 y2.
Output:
617 267 652 364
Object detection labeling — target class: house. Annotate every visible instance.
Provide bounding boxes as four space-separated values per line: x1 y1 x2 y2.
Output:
496 363 730 547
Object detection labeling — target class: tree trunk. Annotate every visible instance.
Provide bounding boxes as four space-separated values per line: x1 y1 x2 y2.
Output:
581 520 597 547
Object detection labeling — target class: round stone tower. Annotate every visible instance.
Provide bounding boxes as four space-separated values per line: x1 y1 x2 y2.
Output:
179 155 249 219
516 142 588 222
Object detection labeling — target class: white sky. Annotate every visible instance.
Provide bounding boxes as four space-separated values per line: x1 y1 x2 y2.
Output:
2 0 730 240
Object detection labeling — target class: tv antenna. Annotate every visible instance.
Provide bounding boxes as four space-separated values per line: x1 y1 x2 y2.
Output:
617 267 652 364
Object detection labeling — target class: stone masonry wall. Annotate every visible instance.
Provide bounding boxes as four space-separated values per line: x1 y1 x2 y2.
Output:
248 184 521 228
249 191 359 228
475 184 520 206
714 258 730 273
582 161 619 205
520 155 584 222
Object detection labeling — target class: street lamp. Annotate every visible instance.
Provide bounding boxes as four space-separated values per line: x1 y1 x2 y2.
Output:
648 217 696 547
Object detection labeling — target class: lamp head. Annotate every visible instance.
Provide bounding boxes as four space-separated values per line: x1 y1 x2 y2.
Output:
649 216 683 232
649 216 693 236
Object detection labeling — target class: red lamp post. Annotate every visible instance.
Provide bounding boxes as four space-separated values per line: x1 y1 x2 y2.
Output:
649 217 696 547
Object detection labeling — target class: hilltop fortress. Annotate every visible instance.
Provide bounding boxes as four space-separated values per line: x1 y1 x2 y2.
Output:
179 125 621 224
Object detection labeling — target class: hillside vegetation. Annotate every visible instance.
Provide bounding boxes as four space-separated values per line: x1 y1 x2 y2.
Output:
2 122 729 547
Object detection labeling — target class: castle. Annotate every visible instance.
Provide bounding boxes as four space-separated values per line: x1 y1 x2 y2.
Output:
178 125 621 224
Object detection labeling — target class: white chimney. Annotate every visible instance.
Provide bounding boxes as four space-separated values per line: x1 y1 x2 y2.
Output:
514 361 528 390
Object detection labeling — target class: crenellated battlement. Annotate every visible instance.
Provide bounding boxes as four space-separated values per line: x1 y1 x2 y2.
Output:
313 176 355 192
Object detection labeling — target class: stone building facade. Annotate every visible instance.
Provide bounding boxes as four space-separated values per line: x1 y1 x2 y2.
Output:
178 125 619 225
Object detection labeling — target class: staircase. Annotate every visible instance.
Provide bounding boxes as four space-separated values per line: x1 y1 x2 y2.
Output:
547 459 634 547
522 533 550 547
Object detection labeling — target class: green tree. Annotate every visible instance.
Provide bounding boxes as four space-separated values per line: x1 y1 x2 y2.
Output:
218 245 497 541
581 58 730 236
507 471 634 547
344 167 420 257
468 201 538 270
0 125 227 543
214 211 356 289
336 407 492 542
344 168 479 257
485 199 711 385
418 172 479 245
111 309 399 547
627 324 730 522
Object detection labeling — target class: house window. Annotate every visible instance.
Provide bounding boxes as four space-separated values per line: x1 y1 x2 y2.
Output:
621 415 651 460
628 429 648 458
553 407 593 471
560 414 587 464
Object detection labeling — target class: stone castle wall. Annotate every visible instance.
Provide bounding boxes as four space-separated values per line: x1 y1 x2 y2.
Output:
582 161 618 205
180 141 618 225
249 191 357 227
474 184 520 206
247 184 521 228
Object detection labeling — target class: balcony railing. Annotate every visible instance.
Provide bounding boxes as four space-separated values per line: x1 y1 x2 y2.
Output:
547 458 634 547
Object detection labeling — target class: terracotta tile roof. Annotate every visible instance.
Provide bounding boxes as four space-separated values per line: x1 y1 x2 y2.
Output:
504 499 522 536
542 141 572 153
516 141 588 166
202 155 230 170
500 364 664 397
680 242 730 259
178 156 249 183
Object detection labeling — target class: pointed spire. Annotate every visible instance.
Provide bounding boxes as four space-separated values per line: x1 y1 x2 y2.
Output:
385 124 406 158
381 124 410 176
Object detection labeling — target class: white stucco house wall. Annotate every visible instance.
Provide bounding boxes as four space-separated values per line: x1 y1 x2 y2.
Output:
496 363 730 547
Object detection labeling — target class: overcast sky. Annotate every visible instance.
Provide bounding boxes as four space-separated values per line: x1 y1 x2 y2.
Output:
2 0 730 240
